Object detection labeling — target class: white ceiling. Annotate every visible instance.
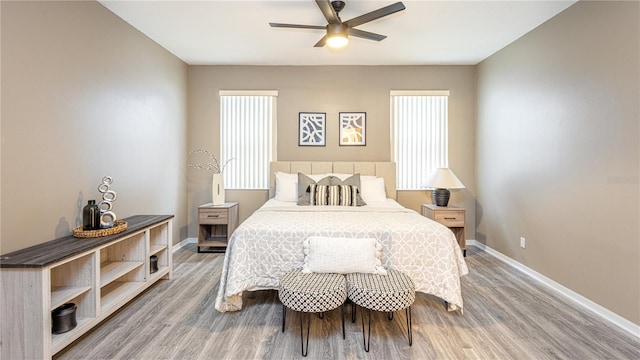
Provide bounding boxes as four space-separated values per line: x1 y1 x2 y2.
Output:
99 0 577 66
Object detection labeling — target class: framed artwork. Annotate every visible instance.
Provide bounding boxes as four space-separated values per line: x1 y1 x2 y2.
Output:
339 112 366 146
298 112 326 146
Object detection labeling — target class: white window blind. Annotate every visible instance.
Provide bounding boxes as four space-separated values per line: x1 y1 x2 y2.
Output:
220 91 277 190
391 91 449 190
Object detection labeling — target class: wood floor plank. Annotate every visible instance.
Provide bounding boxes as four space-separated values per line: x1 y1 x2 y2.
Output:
54 246 639 360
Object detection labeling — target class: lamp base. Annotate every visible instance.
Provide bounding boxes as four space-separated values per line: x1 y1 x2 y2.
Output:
432 188 451 207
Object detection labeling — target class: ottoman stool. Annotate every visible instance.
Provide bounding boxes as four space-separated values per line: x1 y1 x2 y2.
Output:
278 269 347 356
346 269 415 352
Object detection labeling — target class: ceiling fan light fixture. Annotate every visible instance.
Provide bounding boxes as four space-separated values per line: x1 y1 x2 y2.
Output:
327 33 349 48
269 1 406 48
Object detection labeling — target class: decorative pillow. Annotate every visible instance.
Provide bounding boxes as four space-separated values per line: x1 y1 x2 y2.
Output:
326 173 356 180
302 236 387 275
330 174 366 206
309 184 358 206
360 177 387 204
297 173 331 205
275 172 298 202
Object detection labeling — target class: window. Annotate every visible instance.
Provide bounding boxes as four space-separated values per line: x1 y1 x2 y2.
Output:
219 90 277 190
390 91 449 190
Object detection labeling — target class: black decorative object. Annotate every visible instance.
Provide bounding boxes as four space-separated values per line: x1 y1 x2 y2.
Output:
82 200 100 230
431 189 451 207
150 255 158 274
52 303 77 334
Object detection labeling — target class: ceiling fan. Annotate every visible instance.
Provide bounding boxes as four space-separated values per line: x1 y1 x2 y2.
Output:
269 0 406 48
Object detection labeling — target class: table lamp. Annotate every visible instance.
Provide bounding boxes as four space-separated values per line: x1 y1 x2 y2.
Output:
425 168 465 207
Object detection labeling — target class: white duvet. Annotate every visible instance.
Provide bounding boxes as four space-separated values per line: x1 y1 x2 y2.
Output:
214 199 469 312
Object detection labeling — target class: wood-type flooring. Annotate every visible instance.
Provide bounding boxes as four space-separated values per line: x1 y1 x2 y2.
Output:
54 245 639 359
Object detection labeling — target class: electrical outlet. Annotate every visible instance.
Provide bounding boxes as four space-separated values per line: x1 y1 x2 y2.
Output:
520 237 526 248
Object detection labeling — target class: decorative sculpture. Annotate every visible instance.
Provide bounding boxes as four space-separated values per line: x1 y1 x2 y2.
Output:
97 176 117 228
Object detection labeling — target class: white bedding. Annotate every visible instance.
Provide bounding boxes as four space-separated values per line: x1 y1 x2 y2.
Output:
214 199 469 312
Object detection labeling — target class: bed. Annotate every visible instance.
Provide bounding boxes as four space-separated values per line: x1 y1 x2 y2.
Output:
214 161 468 313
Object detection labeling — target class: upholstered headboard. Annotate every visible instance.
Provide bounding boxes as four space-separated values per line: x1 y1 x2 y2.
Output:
269 161 397 200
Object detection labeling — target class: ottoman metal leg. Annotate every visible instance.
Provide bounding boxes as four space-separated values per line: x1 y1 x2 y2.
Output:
282 304 286 333
406 306 413 346
341 303 346 339
351 302 356 323
300 312 311 357
360 306 372 352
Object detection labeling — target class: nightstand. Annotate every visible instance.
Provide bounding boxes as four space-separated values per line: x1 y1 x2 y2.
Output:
198 202 238 253
422 204 466 257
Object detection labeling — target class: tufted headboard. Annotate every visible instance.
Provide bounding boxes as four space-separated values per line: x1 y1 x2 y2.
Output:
269 161 396 200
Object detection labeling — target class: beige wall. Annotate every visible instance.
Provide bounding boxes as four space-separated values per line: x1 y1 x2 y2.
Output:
476 1 639 325
1 1 189 253
187 66 476 237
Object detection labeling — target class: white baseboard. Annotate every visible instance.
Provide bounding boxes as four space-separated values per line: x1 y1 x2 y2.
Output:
467 240 640 339
173 237 197 253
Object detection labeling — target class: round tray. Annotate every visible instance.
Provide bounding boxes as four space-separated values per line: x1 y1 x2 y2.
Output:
72 220 128 238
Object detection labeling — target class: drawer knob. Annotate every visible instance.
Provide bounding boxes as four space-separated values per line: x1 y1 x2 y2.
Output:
444 217 457 220
207 214 220 218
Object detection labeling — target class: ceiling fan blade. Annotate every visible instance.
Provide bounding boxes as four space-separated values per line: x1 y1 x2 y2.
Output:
270 23 326 30
344 2 405 28
349 28 387 42
315 0 340 24
314 34 328 47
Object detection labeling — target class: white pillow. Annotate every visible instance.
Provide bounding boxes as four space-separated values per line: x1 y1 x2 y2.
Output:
326 173 354 180
307 173 327 181
326 173 376 181
360 177 387 204
302 236 387 275
275 172 298 202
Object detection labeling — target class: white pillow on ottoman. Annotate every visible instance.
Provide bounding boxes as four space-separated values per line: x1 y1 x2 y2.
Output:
302 236 387 275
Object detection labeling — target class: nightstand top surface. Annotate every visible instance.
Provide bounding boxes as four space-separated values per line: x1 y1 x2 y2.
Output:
423 204 464 210
199 202 238 209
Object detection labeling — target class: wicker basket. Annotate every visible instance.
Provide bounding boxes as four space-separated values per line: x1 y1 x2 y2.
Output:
72 220 128 238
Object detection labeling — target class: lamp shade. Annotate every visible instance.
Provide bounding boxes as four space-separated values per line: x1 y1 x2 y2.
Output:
425 168 465 189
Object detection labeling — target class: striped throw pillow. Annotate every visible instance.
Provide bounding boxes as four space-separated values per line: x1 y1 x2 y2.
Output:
310 184 358 206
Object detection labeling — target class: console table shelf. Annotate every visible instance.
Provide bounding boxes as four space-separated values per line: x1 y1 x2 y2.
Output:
51 286 92 310
100 261 145 287
0 214 173 360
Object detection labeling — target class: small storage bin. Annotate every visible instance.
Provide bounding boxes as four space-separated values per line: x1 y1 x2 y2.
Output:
52 303 77 334
150 255 158 273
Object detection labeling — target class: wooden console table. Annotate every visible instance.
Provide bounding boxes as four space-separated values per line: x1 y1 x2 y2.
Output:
0 215 173 359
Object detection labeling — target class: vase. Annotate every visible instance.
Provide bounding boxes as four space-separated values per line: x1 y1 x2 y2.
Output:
212 173 225 205
82 200 100 230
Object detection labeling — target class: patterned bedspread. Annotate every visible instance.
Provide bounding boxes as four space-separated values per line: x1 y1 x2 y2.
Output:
214 200 468 312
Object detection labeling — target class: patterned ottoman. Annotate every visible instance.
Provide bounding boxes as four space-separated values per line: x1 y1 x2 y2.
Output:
346 269 416 352
278 270 347 356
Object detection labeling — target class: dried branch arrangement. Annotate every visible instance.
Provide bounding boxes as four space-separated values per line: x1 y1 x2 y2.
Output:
188 149 234 174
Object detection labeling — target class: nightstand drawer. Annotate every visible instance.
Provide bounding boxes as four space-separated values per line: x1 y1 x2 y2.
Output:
433 211 465 227
199 209 229 224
